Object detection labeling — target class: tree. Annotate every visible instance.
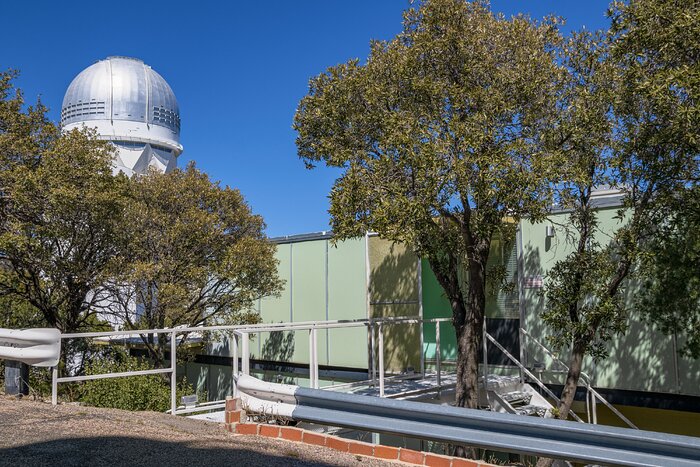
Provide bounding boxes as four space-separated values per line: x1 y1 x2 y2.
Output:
537 31 630 434
294 0 564 413
637 186 700 359
536 3 698 458
0 70 127 334
105 164 282 365
609 0 700 357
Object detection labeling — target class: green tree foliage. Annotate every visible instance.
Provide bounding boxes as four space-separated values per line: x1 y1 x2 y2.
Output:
638 186 700 358
537 1 699 448
0 70 127 333
294 0 564 411
105 164 282 364
537 31 632 427
608 0 700 357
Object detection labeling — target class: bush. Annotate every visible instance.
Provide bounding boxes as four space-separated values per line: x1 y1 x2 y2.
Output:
79 356 195 412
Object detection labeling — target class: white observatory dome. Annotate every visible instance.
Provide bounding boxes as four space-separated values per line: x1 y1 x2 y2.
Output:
61 56 182 176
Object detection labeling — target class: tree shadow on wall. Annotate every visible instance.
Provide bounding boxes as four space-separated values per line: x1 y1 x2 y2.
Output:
369 242 422 374
260 330 296 384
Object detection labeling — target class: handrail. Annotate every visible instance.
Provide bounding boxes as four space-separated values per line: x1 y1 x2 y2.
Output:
484 332 585 423
520 328 638 429
237 374 700 467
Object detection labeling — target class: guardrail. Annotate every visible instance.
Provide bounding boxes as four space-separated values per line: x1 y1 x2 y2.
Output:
236 374 700 467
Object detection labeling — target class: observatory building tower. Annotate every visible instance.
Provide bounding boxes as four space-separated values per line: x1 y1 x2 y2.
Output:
61 56 182 176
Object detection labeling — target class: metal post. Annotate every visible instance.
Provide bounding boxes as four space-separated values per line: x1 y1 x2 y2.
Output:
482 321 489 394
378 323 385 397
370 322 376 386
309 328 319 389
232 333 239 397
241 332 250 375
586 388 592 423
435 322 442 396
516 226 527 384
417 259 425 377
51 366 58 405
591 391 598 424
170 330 177 416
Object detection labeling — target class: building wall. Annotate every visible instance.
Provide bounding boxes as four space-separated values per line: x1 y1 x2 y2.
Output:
368 236 422 373
520 205 700 398
252 236 368 370
421 231 520 366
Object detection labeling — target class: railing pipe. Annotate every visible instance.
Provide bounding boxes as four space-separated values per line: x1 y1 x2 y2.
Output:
484 332 584 423
232 332 239 397
378 323 385 397
241 332 250 375
309 328 319 389
170 330 177 416
435 321 441 396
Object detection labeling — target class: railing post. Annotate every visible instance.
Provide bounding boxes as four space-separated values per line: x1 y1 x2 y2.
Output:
232 332 239 397
435 321 441 397
378 322 385 397
370 322 376 386
586 388 592 423
591 391 598 424
241 332 250 375
482 322 489 394
309 328 319 389
51 366 58 405
170 330 177 416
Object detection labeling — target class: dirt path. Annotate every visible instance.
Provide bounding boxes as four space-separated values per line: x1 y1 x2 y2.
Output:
0 396 397 467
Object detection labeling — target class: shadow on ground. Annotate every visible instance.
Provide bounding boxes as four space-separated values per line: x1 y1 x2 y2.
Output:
0 436 345 467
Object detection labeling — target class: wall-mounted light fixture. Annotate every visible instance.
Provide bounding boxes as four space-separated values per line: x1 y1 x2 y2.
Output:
545 225 555 238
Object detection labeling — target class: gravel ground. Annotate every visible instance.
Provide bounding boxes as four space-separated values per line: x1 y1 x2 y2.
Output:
0 396 398 467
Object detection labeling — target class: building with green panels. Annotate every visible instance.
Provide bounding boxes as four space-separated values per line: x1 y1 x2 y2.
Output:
191 190 699 434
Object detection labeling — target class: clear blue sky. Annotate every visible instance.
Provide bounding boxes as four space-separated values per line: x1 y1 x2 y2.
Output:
1 1 612 237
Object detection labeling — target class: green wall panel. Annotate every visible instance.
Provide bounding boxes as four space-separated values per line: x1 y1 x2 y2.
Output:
256 237 370 370
421 258 457 361
368 236 421 371
328 237 368 368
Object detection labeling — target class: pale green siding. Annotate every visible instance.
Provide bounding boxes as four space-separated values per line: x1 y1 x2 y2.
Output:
328 238 368 368
520 206 700 397
255 236 369 370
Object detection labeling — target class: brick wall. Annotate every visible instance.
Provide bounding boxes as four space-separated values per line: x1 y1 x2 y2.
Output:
224 397 495 467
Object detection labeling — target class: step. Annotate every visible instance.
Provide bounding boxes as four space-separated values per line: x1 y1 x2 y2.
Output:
500 390 532 406
514 404 548 417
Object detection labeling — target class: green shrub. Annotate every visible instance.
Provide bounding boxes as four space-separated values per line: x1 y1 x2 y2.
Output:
79 356 195 412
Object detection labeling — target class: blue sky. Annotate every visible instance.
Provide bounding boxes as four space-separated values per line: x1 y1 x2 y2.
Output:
1 1 612 237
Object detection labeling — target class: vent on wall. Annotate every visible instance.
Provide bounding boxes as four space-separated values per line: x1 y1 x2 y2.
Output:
61 101 106 123
152 106 180 131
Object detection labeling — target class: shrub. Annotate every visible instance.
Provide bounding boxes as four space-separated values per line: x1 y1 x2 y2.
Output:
79 356 195 412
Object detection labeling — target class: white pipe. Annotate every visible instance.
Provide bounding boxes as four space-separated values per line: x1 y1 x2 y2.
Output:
378 323 385 397
170 330 177 416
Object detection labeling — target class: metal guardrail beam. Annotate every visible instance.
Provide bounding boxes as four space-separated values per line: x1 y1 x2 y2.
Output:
238 375 700 467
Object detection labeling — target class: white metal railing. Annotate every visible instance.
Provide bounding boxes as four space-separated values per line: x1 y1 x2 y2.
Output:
52 316 449 414
519 328 638 429
50 316 635 428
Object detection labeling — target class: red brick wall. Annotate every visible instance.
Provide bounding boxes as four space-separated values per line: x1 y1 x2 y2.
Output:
224 397 494 467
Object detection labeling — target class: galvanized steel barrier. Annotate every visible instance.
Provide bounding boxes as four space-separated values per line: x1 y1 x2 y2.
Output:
236 374 700 467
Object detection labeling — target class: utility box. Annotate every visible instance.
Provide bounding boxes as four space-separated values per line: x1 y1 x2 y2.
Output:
4 360 29 396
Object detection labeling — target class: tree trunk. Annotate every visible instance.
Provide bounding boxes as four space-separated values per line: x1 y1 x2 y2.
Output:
455 258 486 410
557 338 586 421
534 339 585 467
